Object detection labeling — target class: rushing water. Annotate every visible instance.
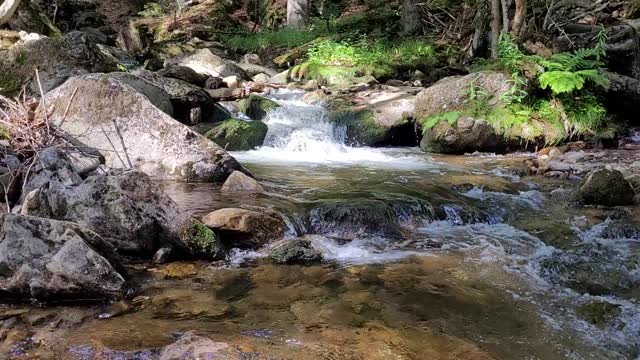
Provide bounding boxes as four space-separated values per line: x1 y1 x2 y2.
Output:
2 90 639 359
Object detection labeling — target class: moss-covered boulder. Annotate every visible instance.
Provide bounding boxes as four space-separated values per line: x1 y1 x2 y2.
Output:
572 169 635 206
237 94 280 120
269 238 323 265
204 119 268 151
327 90 417 146
182 219 224 260
420 116 502 154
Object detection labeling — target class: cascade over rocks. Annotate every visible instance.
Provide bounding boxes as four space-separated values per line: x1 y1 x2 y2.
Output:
202 208 287 249
21 169 224 259
45 73 245 182
0 213 128 301
415 71 512 154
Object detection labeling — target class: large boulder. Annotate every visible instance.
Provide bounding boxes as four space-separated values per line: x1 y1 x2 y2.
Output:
237 94 280 120
129 70 229 124
22 170 224 259
0 31 119 96
173 48 226 77
415 71 511 154
202 208 287 249
45 73 245 182
0 214 127 301
204 118 268 151
572 169 635 206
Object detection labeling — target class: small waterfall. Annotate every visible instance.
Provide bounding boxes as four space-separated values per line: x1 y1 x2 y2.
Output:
231 90 427 167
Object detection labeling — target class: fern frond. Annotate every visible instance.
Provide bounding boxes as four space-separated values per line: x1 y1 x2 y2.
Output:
539 71 585 94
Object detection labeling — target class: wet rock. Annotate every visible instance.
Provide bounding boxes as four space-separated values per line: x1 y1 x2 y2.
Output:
237 94 280 121
151 292 231 320
420 116 501 154
576 300 621 327
0 31 119 97
22 170 224 259
221 171 264 193
572 169 634 206
0 214 127 301
45 73 245 182
159 332 230 360
269 239 323 265
202 208 287 249
204 118 268 151
309 199 402 239
600 211 640 239
157 66 209 87
152 247 174 264
154 263 199 279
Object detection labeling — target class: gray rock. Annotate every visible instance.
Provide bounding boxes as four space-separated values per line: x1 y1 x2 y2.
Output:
269 238 322 265
221 171 264 193
215 62 250 81
22 170 224 259
252 73 271 83
238 63 278 77
175 49 225 77
22 148 83 198
45 73 245 182
420 116 501 154
572 169 634 206
0 214 127 301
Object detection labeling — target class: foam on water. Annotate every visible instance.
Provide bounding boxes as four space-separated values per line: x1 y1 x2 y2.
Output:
231 90 431 169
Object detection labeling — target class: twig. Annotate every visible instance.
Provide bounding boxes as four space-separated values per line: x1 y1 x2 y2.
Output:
59 86 78 127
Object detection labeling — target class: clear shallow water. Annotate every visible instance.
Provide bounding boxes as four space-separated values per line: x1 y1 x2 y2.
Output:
1 91 639 359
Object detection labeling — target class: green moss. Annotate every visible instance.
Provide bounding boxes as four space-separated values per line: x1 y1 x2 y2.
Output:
331 110 388 146
0 71 23 97
576 301 621 326
237 94 280 120
204 118 268 151
183 219 224 260
0 126 8 141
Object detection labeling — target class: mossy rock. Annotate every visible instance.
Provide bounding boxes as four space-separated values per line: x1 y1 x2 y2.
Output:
576 301 621 326
572 169 635 207
182 219 224 260
237 94 280 120
204 118 268 151
331 110 388 146
309 199 402 239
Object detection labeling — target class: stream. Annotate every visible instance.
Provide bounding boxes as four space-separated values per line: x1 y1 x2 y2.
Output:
2 90 640 359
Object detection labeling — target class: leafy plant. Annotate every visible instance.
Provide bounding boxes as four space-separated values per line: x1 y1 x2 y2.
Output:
422 111 461 131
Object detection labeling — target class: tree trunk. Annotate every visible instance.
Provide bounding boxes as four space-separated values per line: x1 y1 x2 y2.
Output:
0 0 21 25
511 0 526 37
287 0 308 28
402 0 420 34
491 0 501 58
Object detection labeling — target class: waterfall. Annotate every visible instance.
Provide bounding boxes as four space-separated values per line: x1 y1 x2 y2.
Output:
231 90 428 168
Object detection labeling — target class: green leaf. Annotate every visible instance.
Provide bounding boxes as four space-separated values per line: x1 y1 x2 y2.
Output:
539 71 585 94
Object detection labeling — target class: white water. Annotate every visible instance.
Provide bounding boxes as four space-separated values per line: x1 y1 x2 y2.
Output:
231 90 431 169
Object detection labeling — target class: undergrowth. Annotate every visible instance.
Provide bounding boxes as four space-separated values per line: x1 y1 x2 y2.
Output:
226 28 323 52
424 31 612 146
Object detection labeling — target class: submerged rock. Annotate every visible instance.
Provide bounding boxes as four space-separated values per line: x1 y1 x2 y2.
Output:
159 332 230 360
309 199 402 239
221 171 264 193
22 170 224 259
0 214 127 301
269 239 323 265
202 208 287 249
45 73 245 182
572 169 634 206
576 300 621 327
204 118 268 151
237 94 280 121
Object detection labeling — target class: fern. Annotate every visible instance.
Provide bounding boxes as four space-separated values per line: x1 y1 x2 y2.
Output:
422 111 461 132
539 71 585 94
